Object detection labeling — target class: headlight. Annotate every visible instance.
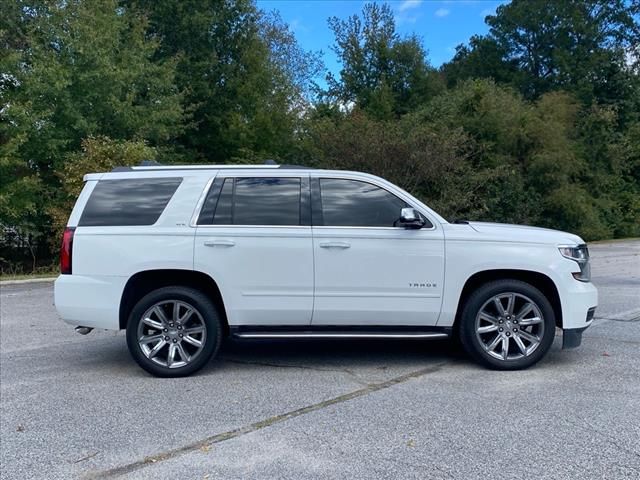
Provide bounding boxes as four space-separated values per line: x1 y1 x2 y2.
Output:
558 244 591 282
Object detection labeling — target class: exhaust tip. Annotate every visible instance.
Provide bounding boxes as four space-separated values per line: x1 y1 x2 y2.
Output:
75 326 93 335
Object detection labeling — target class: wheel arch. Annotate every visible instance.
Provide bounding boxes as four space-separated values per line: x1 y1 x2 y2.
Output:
454 269 563 330
119 269 229 334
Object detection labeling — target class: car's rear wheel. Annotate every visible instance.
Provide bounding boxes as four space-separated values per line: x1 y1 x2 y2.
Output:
459 279 556 370
126 286 222 377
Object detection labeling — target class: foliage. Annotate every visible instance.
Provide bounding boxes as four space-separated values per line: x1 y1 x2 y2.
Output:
325 3 443 119
305 110 471 212
445 0 640 100
442 35 521 89
126 0 322 161
1 0 184 252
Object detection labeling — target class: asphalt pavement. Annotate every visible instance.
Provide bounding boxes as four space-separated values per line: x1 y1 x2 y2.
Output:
1 240 639 479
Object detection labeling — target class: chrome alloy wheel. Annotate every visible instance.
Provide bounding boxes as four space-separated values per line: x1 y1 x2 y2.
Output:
475 292 544 361
137 300 207 368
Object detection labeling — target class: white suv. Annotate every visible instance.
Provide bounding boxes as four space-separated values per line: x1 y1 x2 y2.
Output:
55 163 598 377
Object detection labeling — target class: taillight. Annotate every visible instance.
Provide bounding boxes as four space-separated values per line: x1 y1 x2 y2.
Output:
60 227 75 274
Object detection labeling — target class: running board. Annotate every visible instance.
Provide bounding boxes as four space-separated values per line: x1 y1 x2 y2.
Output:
234 332 449 339
230 326 451 340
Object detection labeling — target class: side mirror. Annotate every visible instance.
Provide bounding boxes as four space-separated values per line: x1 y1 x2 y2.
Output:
398 208 426 229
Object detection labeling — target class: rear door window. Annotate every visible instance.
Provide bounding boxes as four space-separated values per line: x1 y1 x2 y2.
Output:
212 178 234 225
78 178 182 226
233 178 301 225
198 177 305 226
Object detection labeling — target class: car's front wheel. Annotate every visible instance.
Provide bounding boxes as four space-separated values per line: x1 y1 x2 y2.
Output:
459 279 556 370
126 286 222 377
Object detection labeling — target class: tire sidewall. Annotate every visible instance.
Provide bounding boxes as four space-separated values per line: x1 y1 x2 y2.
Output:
460 280 556 370
126 286 221 377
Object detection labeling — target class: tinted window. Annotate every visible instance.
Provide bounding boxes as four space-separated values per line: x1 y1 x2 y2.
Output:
319 179 408 227
209 177 302 226
79 178 181 226
212 178 233 225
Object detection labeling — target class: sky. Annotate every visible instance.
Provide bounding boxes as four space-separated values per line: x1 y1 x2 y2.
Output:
257 0 509 84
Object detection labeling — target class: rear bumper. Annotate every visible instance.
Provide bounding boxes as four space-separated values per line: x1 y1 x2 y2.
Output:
54 274 126 330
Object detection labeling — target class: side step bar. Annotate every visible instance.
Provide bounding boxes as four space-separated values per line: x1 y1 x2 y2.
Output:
234 332 449 339
231 327 451 340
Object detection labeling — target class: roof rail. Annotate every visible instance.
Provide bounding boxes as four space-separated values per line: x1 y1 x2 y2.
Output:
111 160 313 172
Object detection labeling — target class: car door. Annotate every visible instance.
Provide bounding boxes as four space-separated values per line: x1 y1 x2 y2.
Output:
194 173 313 326
311 175 445 326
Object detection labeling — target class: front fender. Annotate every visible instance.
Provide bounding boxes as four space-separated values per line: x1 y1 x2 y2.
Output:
437 240 580 327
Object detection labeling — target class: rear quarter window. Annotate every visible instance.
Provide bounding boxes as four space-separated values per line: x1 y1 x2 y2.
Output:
78 178 182 226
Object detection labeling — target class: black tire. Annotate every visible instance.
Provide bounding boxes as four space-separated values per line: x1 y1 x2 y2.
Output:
126 286 222 377
459 279 555 370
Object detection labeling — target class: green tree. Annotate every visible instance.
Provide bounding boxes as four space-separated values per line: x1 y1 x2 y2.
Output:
417 80 605 234
417 79 541 224
1 1 41 226
444 0 640 109
576 105 640 238
441 35 521 89
306 108 471 214
127 0 321 162
1 0 184 237
326 2 443 118
437 0 640 239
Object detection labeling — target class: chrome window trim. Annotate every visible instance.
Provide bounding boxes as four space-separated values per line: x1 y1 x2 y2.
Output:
312 225 436 231
189 177 215 227
194 224 311 229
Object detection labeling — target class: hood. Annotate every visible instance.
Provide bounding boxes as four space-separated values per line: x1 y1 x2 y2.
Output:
447 221 585 246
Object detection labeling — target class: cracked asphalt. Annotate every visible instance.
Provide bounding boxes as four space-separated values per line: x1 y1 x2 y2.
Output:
1 240 639 479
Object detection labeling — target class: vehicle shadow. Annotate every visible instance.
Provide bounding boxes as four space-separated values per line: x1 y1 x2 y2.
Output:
210 337 469 373
68 335 472 379
69 334 572 378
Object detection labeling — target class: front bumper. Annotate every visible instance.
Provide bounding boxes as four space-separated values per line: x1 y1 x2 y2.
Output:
563 326 589 349
562 306 596 349
559 279 597 330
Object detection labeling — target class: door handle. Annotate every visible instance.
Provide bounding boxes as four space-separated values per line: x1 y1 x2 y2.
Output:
204 239 235 247
319 241 351 249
